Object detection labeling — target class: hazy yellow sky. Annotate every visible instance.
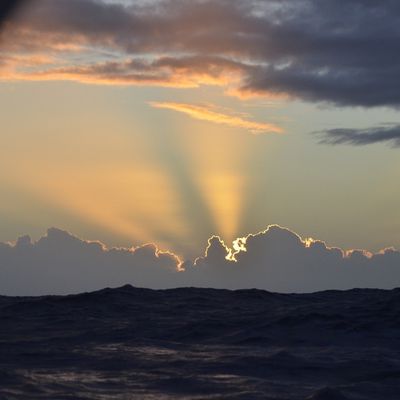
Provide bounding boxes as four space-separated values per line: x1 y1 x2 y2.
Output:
1 0 400 260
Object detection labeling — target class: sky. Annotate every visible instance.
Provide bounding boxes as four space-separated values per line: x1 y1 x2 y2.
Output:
0 0 400 294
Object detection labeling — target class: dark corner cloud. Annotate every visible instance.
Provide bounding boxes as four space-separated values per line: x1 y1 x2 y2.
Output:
316 124 400 147
0 0 26 27
1 225 400 296
3 0 400 108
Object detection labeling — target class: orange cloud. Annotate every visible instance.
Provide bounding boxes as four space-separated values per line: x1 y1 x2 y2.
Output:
0 51 249 91
149 102 283 134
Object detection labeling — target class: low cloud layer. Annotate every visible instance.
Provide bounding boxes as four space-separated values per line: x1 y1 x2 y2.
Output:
150 102 282 134
2 0 400 108
1 225 400 296
0 228 182 296
317 124 400 147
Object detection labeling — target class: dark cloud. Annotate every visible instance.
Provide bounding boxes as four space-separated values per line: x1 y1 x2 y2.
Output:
0 0 26 29
187 226 400 293
317 124 400 147
0 1 24 21
0 228 182 296
1 225 399 295
2 0 400 107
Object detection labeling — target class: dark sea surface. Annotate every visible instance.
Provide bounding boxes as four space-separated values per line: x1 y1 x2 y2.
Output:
0 285 399 399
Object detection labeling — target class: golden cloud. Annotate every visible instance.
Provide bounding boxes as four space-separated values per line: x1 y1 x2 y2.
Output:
149 102 283 134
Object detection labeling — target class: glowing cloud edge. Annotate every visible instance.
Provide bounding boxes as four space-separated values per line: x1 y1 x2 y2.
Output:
1 224 400 296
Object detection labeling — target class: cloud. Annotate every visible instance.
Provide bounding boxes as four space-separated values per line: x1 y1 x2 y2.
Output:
149 102 282 134
2 0 400 107
5 56 246 88
1 225 400 296
0 228 183 296
186 226 400 292
317 124 400 147
0 0 24 28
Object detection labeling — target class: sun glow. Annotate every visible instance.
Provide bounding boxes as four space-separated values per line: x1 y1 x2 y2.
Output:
225 236 248 261
199 172 244 246
0 41 282 259
3 164 186 248
304 237 316 248
0 77 283 259
170 109 259 248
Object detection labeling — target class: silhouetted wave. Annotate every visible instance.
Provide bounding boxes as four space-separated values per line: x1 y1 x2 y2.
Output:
1 285 400 399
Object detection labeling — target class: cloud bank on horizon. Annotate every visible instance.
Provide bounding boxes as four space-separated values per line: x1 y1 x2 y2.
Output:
1 225 399 296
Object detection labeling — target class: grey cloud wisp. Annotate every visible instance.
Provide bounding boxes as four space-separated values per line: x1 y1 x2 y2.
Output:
1 226 400 296
3 0 400 107
317 124 400 147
